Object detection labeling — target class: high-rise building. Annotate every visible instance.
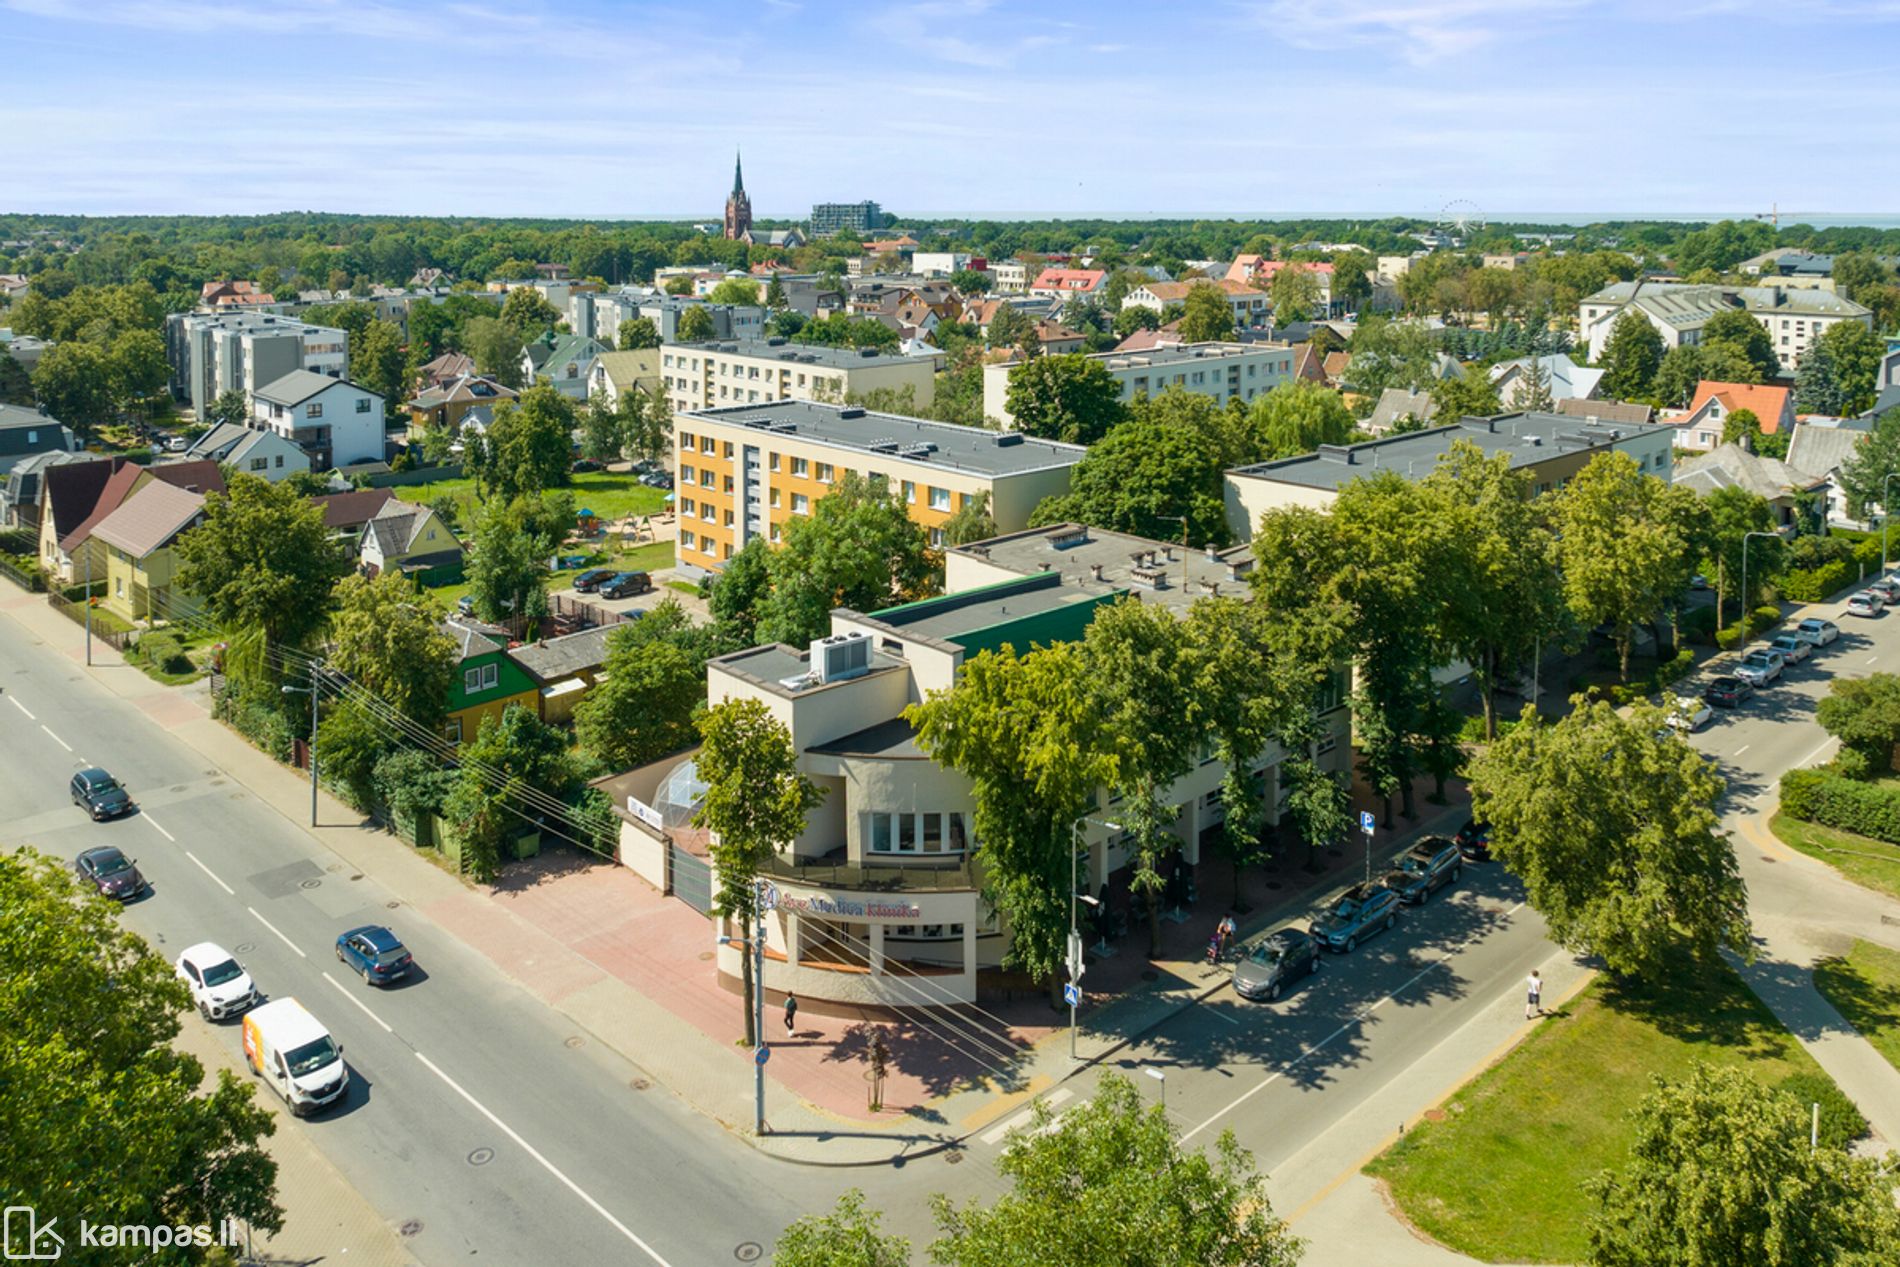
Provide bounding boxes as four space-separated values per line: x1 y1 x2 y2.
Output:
723 151 751 241
810 200 883 236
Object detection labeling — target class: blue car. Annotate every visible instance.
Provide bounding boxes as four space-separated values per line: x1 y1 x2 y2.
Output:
1309 883 1402 953
334 925 413 986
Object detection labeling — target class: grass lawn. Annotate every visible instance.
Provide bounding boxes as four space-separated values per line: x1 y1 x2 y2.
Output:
1770 811 1900 902
1813 940 1900 1076
424 539 677 611
392 470 670 524
1365 959 1846 1263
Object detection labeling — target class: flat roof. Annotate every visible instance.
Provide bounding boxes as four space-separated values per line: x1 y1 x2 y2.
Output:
711 640 907 698
685 399 1085 478
1229 411 1671 491
994 340 1288 374
671 338 931 370
864 573 1121 656
948 523 1253 614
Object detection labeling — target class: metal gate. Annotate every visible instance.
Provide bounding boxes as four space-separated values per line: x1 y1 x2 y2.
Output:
668 843 714 914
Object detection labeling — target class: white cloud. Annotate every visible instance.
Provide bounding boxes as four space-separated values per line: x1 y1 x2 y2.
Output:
1242 0 1591 64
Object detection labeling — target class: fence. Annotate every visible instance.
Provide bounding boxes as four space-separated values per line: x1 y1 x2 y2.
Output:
491 593 630 640
0 553 42 592
46 593 139 651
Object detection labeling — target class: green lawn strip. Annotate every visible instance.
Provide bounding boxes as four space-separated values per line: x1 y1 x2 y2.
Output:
1813 941 1900 1076
664 579 700 597
391 471 669 524
1365 959 1842 1263
1770 811 1900 902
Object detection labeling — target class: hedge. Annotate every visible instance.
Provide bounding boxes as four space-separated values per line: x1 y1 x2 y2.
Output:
1774 1071 1868 1149
1778 768 1900 843
1780 559 1855 603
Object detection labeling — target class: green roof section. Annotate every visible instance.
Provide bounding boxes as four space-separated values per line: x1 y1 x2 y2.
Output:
869 573 1126 658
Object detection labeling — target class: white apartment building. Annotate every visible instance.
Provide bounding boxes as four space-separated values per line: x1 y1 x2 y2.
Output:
912 252 972 278
1122 279 1271 328
1579 280 1873 374
659 339 937 417
164 311 349 420
250 370 387 471
981 341 1296 429
988 260 1028 292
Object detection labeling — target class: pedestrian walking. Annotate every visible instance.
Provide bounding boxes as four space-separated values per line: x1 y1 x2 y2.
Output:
783 991 798 1034
1525 970 1543 1019
1217 914 1238 959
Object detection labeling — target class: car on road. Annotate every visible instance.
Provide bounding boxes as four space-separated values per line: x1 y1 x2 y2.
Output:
1232 929 1321 1001
74 845 145 900
70 766 133 820
163 433 191 453
1703 675 1754 708
1767 633 1811 664
175 942 258 1020
1734 647 1785 686
1689 573 1708 590
1847 591 1885 617
1309 883 1402 952
335 924 413 986
598 571 652 599
572 568 616 593
1664 696 1715 732
1793 618 1839 647
243 998 347 1117
1454 819 1492 861
1871 575 1900 604
1380 836 1463 904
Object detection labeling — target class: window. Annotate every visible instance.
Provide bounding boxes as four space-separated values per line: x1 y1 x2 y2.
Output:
724 510 734 527
444 718 463 744
274 455 284 468
929 487 951 511
679 431 694 448
682 464 696 482
929 527 945 547
723 441 734 458
867 811 967 855
249 458 267 471
769 489 780 508
815 462 834 483
769 452 781 472
464 663 498 694
723 475 734 493
792 493 809 515
901 480 916 504
681 498 696 515
700 471 713 488
681 529 696 549
307 403 323 418
791 457 809 477
355 398 372 413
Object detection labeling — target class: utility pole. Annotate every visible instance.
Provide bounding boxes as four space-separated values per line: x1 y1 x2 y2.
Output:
754 877 774 1136
280 661 322 826
84 546 92 666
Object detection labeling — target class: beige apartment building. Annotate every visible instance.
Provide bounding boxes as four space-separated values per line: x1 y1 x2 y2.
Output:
672 400 1084 575
659 338 937 417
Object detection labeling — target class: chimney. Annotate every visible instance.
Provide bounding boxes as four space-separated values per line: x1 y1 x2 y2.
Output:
1089 563 1104 581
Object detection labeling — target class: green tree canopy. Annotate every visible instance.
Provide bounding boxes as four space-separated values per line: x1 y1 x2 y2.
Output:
675 304 716 343
1700 483 1781 632
707 277 761 305
1652 342 1762 409
1701 308 1781 381
1179 283 1236 341
1268 266 1323 323
942 489 999 546
350 317 406 418
1429 370 1503 421
1836 406 1898 518
1031 416 1230 546
756 473 939 645
206 388 251 429
473 384 577 502
1004 353 1127 444
1796 320 1884 415
617 316 660 350
29 341 115 437
328 570 457 726
1246 380 1356 459
443 705 579 880
465 496 550 624
1815 672 1900 778
1599 311 1665 400
499 286 564 338
708 535 772 646
174 473 349 651
574 600 717 771
772 1191 910 1267
463 315 525 388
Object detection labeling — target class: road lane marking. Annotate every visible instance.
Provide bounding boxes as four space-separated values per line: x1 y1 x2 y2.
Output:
183 850 233 895
1869 655 1880 665
415 1052 676 1267
323 971 394 1033
981 1086 1074 1145
8 696 34 720
247 906 306 958
1202 1004 1241 1025
40 725 71 751
145 814 175 842
1734 744 1750 757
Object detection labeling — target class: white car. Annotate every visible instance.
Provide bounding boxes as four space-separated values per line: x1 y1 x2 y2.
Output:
175 942 258 1021
1847 591 1885 617
1734 647 1785 686
1767 633 1812 664
1665 697 1714 732
1793 618 1839 646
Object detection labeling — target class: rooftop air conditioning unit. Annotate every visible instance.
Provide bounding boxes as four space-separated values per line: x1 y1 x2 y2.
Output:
839 407 866 419
811 631 873 684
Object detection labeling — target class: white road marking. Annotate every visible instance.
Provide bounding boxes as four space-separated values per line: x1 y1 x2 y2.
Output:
1734 744 1751 757
415 1051 676 1267
247 906 306 958
183 850 233 895
1869 655 1880 665
145 814 175 842
8 696 34 720
40 725 71 752
323 971 394 1033
1793 735 1838 770
1202 1004 1242 1025
981 1087 1074 1145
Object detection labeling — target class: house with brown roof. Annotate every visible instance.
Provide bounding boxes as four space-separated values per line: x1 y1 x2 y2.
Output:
94 481 208 621
1321 351 1352 385
1670 381 1796 452
405 374 517 437
310 487 398 540
1552 398 1654 426
199 280 276 309
1123 279 1270 328
43 459 224 586
415 351 476 391
1674 442 1827 531
506 624 619 724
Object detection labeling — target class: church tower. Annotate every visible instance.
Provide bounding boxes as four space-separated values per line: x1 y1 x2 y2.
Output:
723 151 751 241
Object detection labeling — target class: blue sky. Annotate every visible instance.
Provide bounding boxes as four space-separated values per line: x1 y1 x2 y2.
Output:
5 0 1899 219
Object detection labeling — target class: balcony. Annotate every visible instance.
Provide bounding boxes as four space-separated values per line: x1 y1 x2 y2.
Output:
758 848 980 893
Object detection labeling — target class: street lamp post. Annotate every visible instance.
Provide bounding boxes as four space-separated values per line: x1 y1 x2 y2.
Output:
279 661 321 827
1068 814 1121 1060
1739 531 1781 651
718 878 774 1137
84 545 92 666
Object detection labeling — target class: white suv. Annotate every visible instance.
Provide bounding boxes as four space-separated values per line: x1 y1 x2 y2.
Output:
1793 617 1839 646
175 942 258 1021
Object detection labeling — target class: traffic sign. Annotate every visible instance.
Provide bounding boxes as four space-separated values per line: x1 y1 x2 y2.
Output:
755 1045 771 1066
1063 983 1081 1007
1359 811 1376 836
1065 932 1086 983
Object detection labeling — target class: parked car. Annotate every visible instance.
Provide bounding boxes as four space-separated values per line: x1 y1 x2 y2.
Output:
1767 633 1811 664
1871 575 1900 603
1847 591 1885 617
638 470 673 488
1309 883 1402 952
243 999 347 1117
70 767 133 820
1793 618 1840 647
175 942 257 1021
1734 647 1785 686
1665 696 1715 732
1454 819 1493 861
163 434 191 453
455 595 475 617
598 571 653 599
73 845 145 900
571 458 604 474
1703 675 1754 708
572 568 616 593
335 925 413 986
1232 929 1321 1001
1379 836 1463 905
1689 573 1709 590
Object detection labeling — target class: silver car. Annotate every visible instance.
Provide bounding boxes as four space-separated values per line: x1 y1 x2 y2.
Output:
1793 618 1839 646
1767 633 1811 664
1734 647 1784 685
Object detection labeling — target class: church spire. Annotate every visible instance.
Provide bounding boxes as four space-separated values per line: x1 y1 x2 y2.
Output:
732 150 744 196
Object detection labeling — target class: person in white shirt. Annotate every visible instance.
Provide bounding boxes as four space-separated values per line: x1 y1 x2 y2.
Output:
1526 970 1543 1019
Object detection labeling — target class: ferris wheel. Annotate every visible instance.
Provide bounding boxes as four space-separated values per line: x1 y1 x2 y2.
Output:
1437 200 1487 235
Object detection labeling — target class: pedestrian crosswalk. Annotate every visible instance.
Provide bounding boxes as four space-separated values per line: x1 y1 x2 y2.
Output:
978 1086 1074 1146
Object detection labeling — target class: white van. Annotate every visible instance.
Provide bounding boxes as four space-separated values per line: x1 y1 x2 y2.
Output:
241 998 347 1117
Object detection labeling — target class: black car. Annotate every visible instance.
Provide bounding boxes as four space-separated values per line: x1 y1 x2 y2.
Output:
598 571 653 599
1703 675 1754 708
1309 883 1403 952
70 767 133 820
1232 929 1320 1001
75 845 145 900
1380 836 1463 904
639 471 674 489
1454 819 1492 861
572 568 616 593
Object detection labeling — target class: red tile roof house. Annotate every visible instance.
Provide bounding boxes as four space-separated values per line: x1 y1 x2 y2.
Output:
1029 268 1107 297
47 458 225 587
1670 381 1796 453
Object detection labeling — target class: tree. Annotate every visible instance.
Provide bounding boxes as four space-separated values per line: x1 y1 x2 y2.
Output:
1700 484 1780 633
1182 596 1284 902
1247 380 1355 458
1468 698 1748 975
1701 308 1780 381
1652 342 1761 409
694 698 823 1047
1836 406 1899 519
942 490 999 545
1796 320 1884 415
986 302 1032 352
1031 417 1229 546
1551 451 1706 680
1342 317 1440 399
707 277 760 306
1508 354 1555 411
349 318 406 418
617 316 660 350
175 474 348 652
0 349 31 405
580 391 622 462
909 641 1112 1006
1179 283 1236 342
464 315 525 388
931 1074 1304 1267
1004 353 1126 444
675 304 716 343
498 286 563 339
1268 266 1323 324
0 848 283 1246
574 616 707 771
1586 1063 1900 1267
949 268 991 295
465 497 549 624
1113 304 1160 337
764 275 789 311
315 697 397 811
1429 370 1502 422
622 386 671 465
757 473 938 646
1720 406 1762 448
29 341 115 437
478 385 577 502
772 1190 910 1267
328 570 456 726
1599 311 1664 400
108 327 170 413
1816 672 1900 778
708 536 772 646
443 705 577 881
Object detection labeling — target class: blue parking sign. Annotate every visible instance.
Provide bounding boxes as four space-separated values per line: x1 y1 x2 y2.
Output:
1064 983 1081 1007
1359 811 1375 835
